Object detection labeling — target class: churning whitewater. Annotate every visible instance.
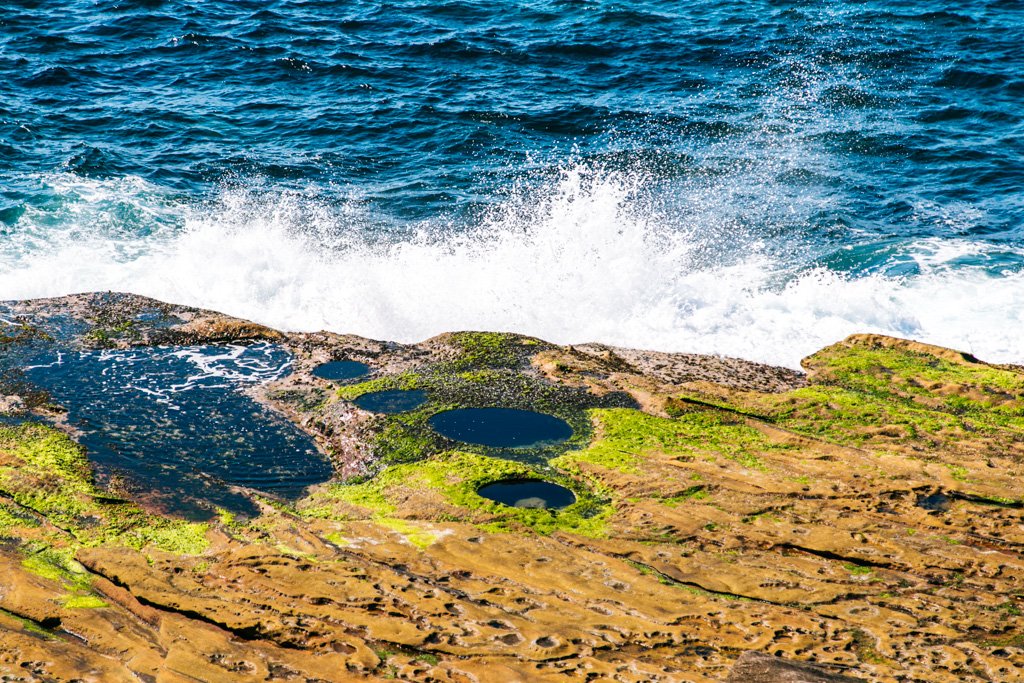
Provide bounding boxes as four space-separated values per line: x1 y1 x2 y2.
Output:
1 168 1021 369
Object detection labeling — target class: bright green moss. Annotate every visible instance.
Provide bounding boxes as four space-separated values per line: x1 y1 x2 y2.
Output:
660 486 709 507
22 547 91 592
0 424 91 480
306 484 396 517
62 595 108 609
0 504 38 534
0 607 56 638
810 344 1021 392
554 408 773 475
844 563 873 576
807 343 1024 419
0 423 209 555
216 509 235 525
302 451 610 537
946 464 970 483
336 372 421 400
123 520 210 555
0 433 93 528
748 385 969 448
449 332 523 369
323 531 350 546
373 417 443 465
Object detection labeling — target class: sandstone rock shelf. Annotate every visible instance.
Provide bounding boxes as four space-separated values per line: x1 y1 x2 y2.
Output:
0 292 1022 682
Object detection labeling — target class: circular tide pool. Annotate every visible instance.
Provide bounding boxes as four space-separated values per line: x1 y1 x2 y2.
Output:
428 407 572 448
311 360 370 382
353 389 427 414
477 479 576 509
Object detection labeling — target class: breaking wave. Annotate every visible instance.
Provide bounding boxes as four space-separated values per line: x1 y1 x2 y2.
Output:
1 169 1021 369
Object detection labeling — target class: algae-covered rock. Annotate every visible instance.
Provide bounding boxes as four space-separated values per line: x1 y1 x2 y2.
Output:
0 293 1022 682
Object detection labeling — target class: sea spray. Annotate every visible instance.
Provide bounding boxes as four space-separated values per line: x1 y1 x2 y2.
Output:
1 168 1022 369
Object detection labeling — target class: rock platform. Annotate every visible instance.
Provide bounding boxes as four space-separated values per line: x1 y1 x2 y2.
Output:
1 293 1022 682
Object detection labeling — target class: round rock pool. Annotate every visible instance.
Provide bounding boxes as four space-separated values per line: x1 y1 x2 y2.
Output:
311 360 370 382
353 389 427 414
477 479 576 509
428 408 572 448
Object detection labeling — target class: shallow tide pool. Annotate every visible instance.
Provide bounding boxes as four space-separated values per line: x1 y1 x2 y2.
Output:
22 343 330 520
477 479 576 509
428 407 573 449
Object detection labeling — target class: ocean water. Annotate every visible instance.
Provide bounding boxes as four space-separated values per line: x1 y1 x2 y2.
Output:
1 0 1022 368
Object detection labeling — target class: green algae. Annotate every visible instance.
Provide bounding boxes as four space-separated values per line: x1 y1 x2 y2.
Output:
553 408 774 476
327 331 635 474
806 341 1024 426
946 463 971 483
123 520 210 555
301 451 611 538
22 547 89 589
0 423 104 529
0 504 39 534
0 422 209 556
339 366 617 470
681 338 1024 465
62 594 108 609
84 319 137 347
808 342 1023 396
303 484 396 519
734 385 959 447
0 422 92 485
322 531 350 546
116 339 1024 544
21 545 109 609
448 332 534 370
372 412 448 466
0 321 51 346
336 372 422 401
660 486 710 507
0 607 57 638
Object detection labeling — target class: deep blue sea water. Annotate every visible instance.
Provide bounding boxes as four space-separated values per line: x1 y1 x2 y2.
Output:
2 1 1022 367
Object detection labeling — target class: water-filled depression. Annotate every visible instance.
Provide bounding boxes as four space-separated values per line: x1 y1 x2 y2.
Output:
21 343 330 520
428 408 572 448
311 360 370 382
353 389 427 414
477 479 576 509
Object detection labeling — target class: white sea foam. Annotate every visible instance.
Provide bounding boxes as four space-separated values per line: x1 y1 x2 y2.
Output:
1 170 1022 369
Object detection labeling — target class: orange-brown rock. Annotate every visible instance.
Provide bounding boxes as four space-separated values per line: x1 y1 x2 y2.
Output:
0 295 1022 681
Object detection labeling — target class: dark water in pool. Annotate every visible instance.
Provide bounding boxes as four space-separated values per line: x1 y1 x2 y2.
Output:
21 343 330 520
429 407 572 448
477 479 576 509
1 1 1022 368
311 359 370 382
916 491 952 513
353 389 427 414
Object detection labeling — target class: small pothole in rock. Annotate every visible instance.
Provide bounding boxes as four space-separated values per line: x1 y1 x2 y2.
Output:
311 360 370 382
353 388 426 413
916 491 952 513
428 407 572 448
477 479 576 509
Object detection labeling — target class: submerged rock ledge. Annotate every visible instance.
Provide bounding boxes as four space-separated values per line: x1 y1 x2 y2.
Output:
1 292 1022 682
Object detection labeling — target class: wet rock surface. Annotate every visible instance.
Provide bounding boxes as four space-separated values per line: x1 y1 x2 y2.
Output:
1 292 1023 682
